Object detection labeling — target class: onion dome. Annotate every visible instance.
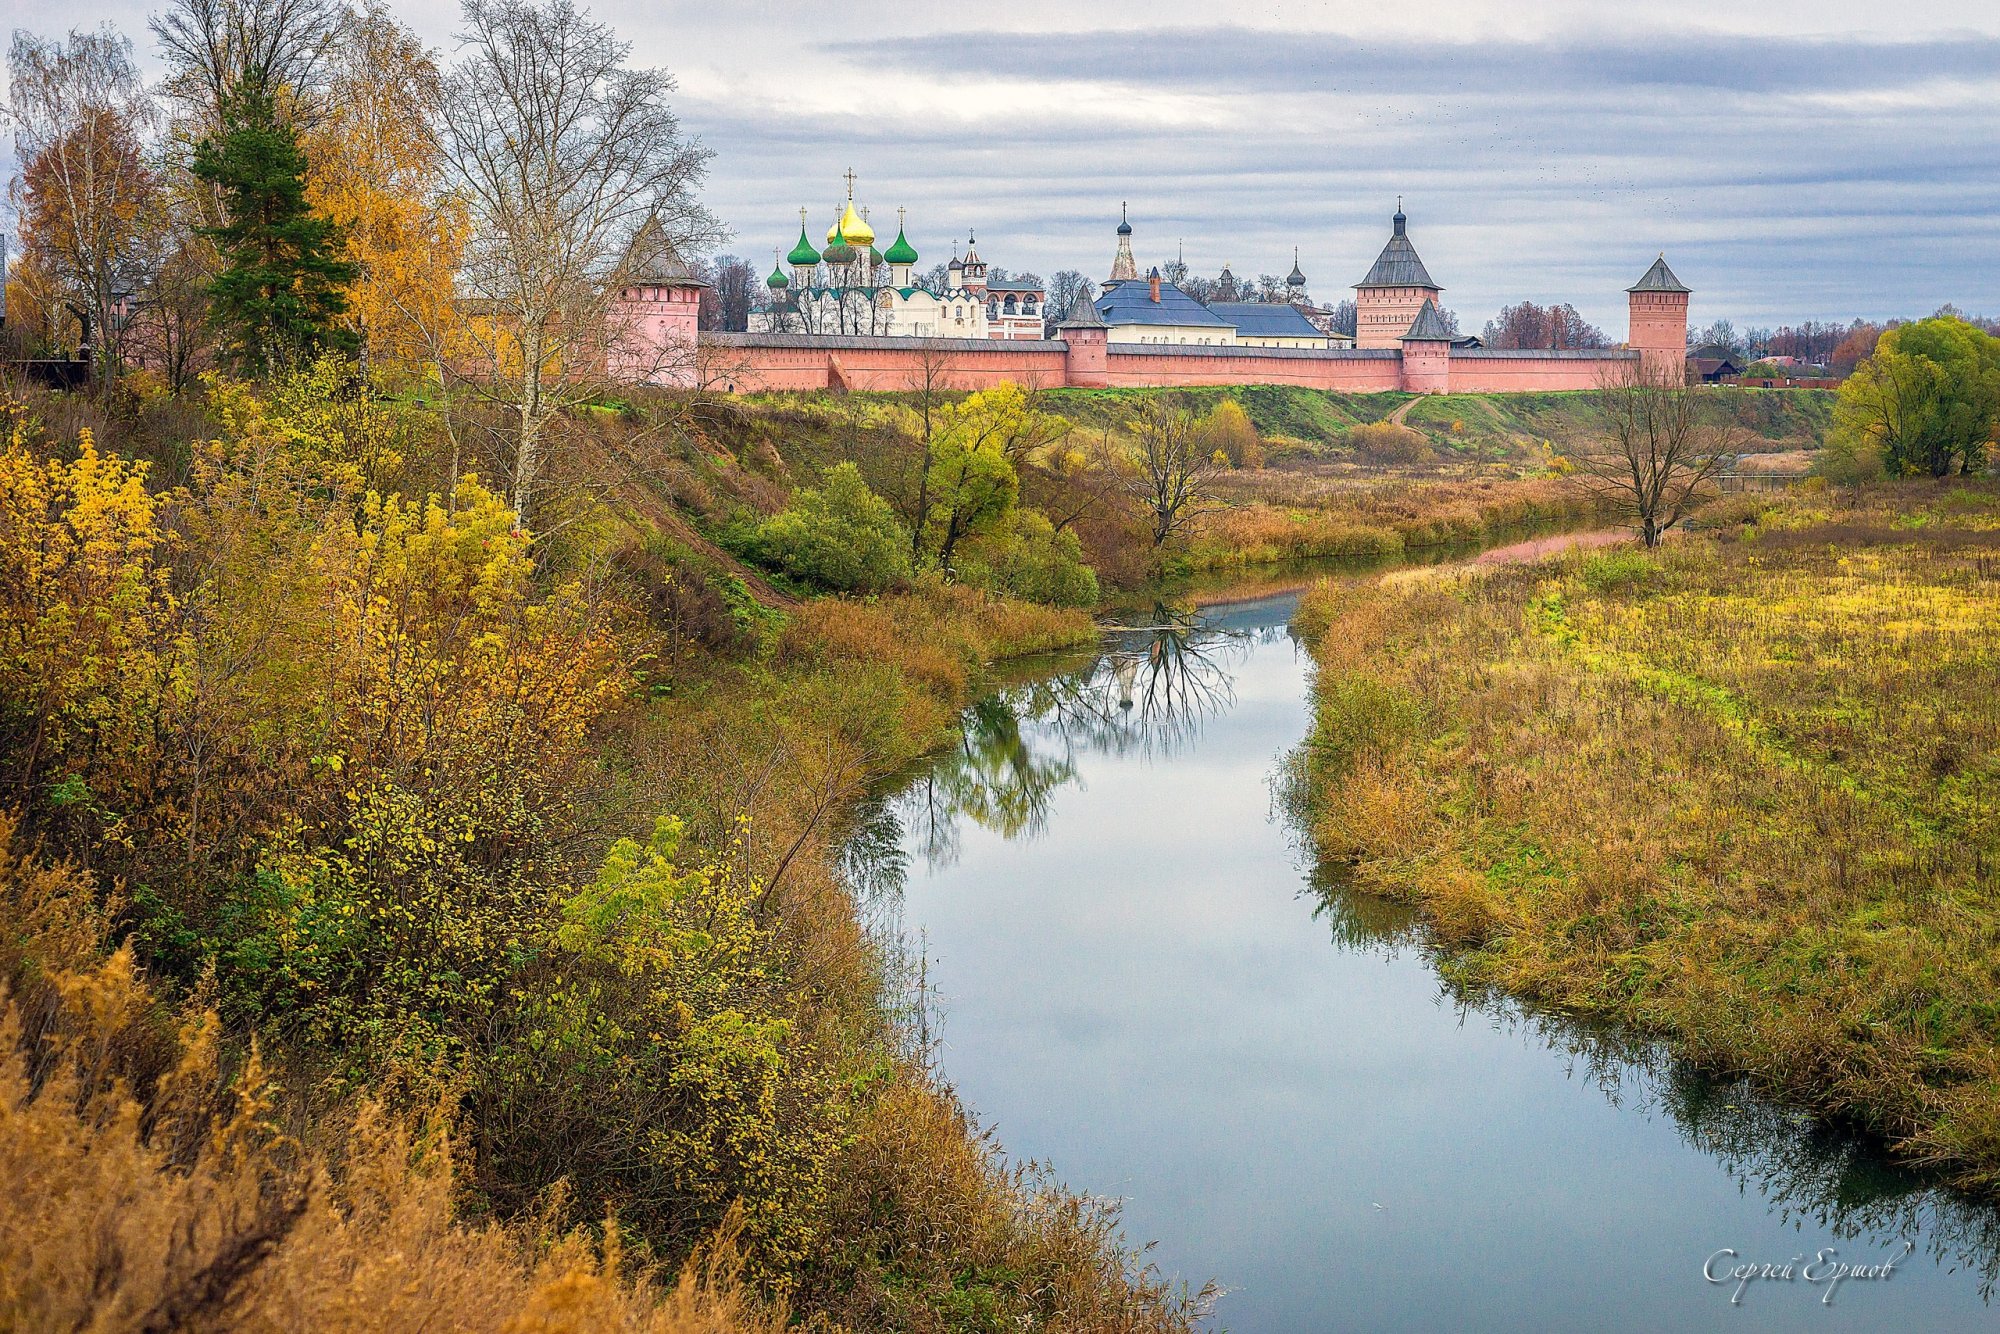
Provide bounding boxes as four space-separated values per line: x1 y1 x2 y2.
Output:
885 225 919 266
767 257 789 289
1116 201 1132 236
839 199 875 247
787 223 820 268
823 237 856 266
1287 247 1307 287
870 246 885 266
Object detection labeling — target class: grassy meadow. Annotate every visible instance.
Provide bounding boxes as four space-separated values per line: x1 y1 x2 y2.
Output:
1295 480 2000 1186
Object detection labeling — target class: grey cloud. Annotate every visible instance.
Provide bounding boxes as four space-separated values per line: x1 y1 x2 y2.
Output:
828 26 2000 97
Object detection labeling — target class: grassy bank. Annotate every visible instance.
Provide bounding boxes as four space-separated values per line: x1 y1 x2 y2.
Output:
1175 475 1605 575
1294 481 2000 1187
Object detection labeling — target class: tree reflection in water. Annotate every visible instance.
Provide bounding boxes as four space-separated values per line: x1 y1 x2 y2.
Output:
882 601 1256 873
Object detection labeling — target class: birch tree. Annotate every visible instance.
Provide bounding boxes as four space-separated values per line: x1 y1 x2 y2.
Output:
434 0 715 528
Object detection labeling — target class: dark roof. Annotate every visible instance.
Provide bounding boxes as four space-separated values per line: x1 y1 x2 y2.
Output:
1401 298 1454 341
1355 210 1440 290
624 216 708 287
1056 290 1108 330
1628 255 1690 293
985 280 1044 294
1096 278 1231 328
1207 301 1325 339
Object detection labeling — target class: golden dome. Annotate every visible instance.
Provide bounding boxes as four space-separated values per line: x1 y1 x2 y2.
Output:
839 199 875 247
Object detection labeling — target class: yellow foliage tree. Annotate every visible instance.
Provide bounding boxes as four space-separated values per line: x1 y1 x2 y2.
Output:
0 402 180 806
303 1 466 374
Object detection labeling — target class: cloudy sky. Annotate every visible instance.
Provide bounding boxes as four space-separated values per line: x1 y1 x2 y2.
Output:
13 0 2000 333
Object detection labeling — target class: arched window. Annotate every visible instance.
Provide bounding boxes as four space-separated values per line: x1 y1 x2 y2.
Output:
1003 295 1018 315
987 301 998 320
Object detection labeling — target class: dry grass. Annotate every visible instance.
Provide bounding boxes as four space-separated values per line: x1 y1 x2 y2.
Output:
1295 479 2000 1189
1182 474 1603 573
0 820 786 1334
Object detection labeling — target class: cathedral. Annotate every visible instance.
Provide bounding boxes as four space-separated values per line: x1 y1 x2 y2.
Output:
750 174 1045 340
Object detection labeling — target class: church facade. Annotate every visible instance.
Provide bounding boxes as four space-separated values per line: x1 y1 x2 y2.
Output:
748 176 1045 341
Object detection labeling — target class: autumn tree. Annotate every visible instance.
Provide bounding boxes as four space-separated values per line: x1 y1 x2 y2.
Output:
1198 399 1262 469
1833 316 2000 477
434 0 716 527
1568 364 1738 546
922 409 1020 573
192 70 358 373
1481 300 1606 350
302 1 464 374
1127 396 1222 547
5 26 160 384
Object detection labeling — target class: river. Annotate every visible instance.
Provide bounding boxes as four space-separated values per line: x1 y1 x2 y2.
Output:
844 553 2000 1332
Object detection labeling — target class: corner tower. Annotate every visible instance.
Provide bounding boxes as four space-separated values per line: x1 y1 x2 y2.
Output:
1627 255 1691 381
609 215 709 388
1354 202 1442 349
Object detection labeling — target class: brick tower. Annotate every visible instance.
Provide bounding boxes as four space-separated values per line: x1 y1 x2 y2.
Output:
1354 202 1442 349
609 216 709 388
1626 255 1691 382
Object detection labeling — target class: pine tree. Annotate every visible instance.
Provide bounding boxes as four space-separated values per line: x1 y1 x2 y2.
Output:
192 71 358 374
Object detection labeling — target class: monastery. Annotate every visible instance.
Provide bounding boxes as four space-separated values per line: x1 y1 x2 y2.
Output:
747 174 1045 341
612 200 1691 396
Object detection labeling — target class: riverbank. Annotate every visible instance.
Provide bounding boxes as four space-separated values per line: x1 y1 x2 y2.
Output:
1294 479 2000 1188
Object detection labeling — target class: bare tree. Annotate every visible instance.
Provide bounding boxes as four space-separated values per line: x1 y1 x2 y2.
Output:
902 338 956 554
433 0 716 528
1569 364 1739 546
1126 397 1223 547
6 26 159 386
1042 268 1089 337
151 0 344 129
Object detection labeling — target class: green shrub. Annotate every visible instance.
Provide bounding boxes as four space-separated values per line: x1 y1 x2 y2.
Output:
1578 548 1655 592
755 462 913 593
956 510 1101 607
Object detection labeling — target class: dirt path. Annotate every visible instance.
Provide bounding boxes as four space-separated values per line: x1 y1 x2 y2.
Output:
1387 397 1420 427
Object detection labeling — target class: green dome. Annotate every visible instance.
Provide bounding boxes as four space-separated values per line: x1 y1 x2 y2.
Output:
787 226 820 267
869 245 885 266
766 262 790 289
884 226 919 266
823 239 856 265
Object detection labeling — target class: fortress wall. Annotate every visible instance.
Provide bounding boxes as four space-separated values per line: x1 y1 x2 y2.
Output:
696 335 1641 396
1100 345 1403 392
1445 349 1640 394
703 334 1068 393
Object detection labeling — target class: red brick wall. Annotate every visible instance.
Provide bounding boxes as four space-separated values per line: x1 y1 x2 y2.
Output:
698 334 1639 396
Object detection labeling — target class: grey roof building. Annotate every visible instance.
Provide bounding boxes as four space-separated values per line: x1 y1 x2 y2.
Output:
1207 301 1326 341
1095 272 1233 330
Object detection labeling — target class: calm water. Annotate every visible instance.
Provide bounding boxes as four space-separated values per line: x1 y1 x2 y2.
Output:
846 588 2000 1332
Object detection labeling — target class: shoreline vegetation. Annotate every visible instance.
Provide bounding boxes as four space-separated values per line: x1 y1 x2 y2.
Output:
1293 479 2000 1190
